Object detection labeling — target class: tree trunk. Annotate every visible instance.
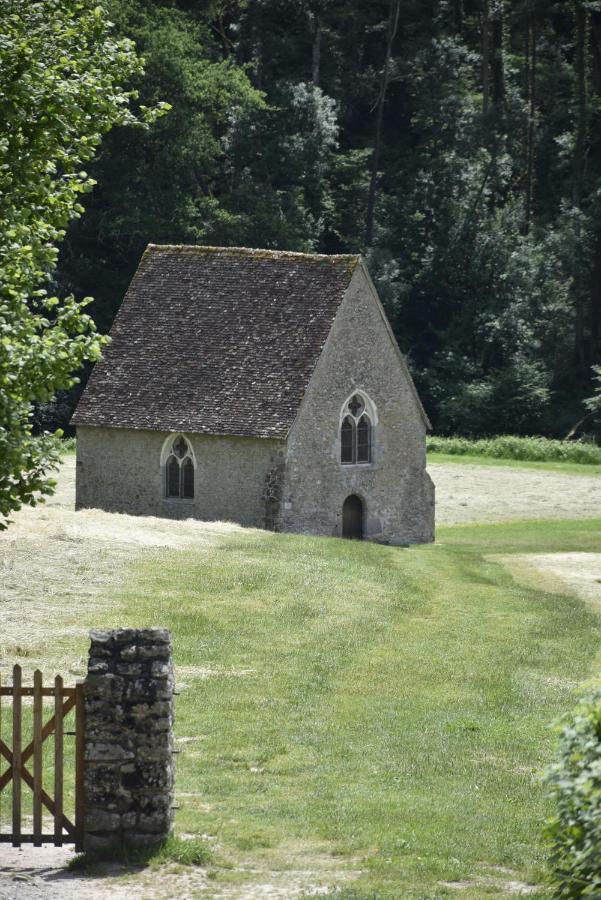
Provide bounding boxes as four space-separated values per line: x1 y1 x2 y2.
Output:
591 9 601 93
571 1 589 372
523 11 537 233
481 0 490 115
364 0 400 248
312 9 322 86
588 12 601 366
454 0 464 33
572 0 588 207
490 0 505 107
589 232 601 366
565 409 597 440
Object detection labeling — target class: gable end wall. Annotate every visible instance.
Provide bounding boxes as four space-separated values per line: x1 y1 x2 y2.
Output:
279 266 434 544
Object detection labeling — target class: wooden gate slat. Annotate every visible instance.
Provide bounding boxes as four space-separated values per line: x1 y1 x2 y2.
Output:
33 670 43 846
1 666 82 847
0 696 76 793
18 757 76 836
11 665 21 848
0 687 76 697
54 676 63 847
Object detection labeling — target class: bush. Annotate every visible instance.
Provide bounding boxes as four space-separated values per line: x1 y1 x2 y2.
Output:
427 435 601 465
544 689 601 898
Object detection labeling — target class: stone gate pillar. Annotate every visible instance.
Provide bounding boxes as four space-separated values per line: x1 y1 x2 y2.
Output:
83 628 175 853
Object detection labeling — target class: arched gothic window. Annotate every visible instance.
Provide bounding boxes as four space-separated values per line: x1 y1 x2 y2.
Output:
340 394 373 465
164 435 195 499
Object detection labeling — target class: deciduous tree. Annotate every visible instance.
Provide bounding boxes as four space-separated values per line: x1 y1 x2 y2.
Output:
0 0 165 527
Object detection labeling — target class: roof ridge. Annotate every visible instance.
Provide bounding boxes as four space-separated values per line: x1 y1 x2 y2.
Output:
145 243 361 264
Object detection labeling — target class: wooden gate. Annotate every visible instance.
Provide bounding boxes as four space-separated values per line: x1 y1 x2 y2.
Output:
0 665 84 849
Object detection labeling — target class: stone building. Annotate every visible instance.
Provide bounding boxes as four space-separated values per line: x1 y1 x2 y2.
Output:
72 245 434 544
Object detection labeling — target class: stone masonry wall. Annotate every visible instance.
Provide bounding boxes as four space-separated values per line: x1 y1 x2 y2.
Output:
84 628 175 853
279 263 435 544
76 426 283 527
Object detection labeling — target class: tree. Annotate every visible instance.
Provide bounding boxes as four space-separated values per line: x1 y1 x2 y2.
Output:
58 0 264 336
0 0 165 528
364 0 400 248
48 0 601 438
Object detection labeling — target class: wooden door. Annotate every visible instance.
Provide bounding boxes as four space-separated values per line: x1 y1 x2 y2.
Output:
342 495 363 540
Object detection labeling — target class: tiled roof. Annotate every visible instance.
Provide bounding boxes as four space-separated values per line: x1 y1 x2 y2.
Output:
72 244 359 438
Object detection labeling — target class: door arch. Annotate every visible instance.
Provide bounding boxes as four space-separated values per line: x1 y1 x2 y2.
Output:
342 494 364 540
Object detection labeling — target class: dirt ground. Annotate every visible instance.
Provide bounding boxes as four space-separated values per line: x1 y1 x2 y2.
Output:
1 455 600 898
0 844 344 899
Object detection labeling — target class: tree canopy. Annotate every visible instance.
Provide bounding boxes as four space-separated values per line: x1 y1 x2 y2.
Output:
24 0 601 440
0 0 165 526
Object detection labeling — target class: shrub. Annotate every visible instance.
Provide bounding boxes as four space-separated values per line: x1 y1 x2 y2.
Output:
544 689 601 898
426 435 601 465
59 436 77 454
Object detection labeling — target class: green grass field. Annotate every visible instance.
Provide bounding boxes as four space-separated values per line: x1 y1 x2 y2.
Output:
428 452 601 476
95 517 601 898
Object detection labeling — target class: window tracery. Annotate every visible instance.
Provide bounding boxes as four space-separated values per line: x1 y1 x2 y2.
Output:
340 393 374 465
164 435 195 499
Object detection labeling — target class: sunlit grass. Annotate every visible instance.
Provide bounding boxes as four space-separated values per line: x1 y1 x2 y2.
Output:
100 519 601 897
429 451 601 476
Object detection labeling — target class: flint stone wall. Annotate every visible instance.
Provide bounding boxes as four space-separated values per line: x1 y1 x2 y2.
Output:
84 628 175 853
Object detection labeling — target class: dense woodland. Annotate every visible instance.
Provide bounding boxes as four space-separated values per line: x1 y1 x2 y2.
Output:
53 0 601 437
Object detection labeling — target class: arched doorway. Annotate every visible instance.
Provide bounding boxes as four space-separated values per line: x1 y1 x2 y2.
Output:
342 494 364 540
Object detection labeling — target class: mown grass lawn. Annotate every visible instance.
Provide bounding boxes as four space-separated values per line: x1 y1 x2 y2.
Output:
104 518 601 898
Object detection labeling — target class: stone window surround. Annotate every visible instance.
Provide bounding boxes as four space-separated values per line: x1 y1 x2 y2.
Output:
160 433 197 502
338 390 378 468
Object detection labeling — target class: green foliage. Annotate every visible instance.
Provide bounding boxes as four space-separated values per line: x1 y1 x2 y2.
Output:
584 366 601 416
0 0 163 527
220 81 343 250
59 437 77 454
544 689 601 898
427 435 601 465
52 0 601 435
59 0 265 333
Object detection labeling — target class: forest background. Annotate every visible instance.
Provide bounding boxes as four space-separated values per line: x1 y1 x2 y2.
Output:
49 0 601 438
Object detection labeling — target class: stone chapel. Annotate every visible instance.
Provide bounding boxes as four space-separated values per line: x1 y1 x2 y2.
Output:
72 244 435 544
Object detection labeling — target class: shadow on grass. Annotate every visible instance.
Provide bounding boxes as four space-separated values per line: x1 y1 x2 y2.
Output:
67 834 213 876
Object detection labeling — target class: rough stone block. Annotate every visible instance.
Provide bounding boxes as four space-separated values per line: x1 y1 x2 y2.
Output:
138 628 171 645
151 661 171 678
138 644 171 660
86 743 135 763
86 672 125 700
115 662 144 677
85 808 121 833
87 658 110 674
138 812 172 834
112 628 138 644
